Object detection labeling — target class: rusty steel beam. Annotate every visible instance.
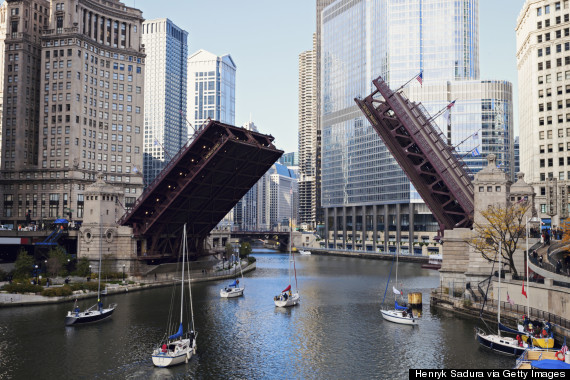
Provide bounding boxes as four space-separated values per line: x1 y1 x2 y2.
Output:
119 120 283 258
354 76 474 232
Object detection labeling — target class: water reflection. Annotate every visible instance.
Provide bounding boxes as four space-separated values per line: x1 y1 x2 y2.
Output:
0 249 513 379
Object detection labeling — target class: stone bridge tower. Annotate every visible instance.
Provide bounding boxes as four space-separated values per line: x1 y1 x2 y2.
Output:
78 173 137 274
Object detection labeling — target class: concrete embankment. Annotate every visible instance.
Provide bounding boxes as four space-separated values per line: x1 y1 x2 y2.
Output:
0 261 256 308
310 249 429 264
431 290 570 342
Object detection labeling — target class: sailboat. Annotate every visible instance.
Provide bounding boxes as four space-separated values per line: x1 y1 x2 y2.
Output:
65 222 117 326
380 245 417 325
274 217 300 307
475 242 527 355
152 224 197 367
220 253 244 298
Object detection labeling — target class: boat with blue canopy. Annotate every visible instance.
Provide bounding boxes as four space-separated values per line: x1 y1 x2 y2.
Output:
380 247 417 325
220 254 244 298
152 224 197 367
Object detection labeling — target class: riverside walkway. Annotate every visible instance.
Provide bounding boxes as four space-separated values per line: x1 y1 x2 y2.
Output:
0 259 255 307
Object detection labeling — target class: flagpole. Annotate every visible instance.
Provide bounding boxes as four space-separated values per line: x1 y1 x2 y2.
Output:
453 129 480 150
153 138 173 161
526 216 530 318
394 71 423 93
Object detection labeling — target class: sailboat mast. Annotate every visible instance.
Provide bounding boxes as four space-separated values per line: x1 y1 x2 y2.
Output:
180 224 186 325
97 206 102 301
186 225 195 333
498 241 501 336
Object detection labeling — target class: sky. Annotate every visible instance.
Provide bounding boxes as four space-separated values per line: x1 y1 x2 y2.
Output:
136 0 525 153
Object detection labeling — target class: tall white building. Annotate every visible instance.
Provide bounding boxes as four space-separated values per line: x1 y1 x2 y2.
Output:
517 0 570 228
141 19 188 184
298 34 318 230
257 163 298 231
187 49 236 134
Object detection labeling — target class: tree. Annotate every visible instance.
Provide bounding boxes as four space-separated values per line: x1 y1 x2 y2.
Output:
469 202 531 278
76 257 91 277
239 242 252 259
13 249 34 280
46 246 67 277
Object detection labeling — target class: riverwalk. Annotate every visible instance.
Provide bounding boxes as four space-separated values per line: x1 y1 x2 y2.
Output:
0 260 256 307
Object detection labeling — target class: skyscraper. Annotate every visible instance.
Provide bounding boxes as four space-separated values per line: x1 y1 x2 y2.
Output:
0 0 145 224
517 0 570 227
319 0 513 253
142 18 188 184
298 34 318 230
186 49 236 133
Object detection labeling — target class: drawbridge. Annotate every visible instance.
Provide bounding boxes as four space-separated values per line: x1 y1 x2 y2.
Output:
355 76 474 233
119 120 283 259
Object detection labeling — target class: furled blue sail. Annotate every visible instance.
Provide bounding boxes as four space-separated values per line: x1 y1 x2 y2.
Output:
229 280 237 287
395 301 407 310
168 323 183 340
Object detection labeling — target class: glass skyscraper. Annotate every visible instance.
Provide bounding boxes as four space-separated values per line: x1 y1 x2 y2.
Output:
142 18 188 185
320 0 513 253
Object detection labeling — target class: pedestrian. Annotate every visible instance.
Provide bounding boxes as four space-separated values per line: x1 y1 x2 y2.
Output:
556 259 562 274
46 278 49 287
533 250 538 262
539 255 543 267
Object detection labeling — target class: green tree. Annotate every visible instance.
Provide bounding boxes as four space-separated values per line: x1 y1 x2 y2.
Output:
101 253 113 280
46 246 67 278
13 249 34 280
239 242 252 259
468 202 531 277
76 257 91 277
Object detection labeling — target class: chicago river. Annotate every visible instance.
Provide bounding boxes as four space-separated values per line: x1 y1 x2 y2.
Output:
0 250 513 379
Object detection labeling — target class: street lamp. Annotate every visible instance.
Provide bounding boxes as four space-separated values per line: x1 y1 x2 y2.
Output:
122 264 125 283
88 265 92 281
34 264 38 284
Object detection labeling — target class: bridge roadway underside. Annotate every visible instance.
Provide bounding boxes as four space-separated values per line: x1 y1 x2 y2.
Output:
119 120 283 260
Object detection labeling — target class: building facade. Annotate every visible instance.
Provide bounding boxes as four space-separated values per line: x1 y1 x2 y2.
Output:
257 162 298 231
0 0 145 225
298 35 318 230
517 0 570 228
186 49 235 134
141 18 188 185
319 0 513 254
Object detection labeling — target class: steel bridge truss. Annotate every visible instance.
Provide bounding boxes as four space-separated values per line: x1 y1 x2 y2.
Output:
354 76 474 232
119 120 283 259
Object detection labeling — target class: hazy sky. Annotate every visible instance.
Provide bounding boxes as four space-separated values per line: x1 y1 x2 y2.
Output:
136 0 524 153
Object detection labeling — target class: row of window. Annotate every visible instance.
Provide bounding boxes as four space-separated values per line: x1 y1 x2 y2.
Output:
537 1 568 17
537 55 570 70
537 13 570 29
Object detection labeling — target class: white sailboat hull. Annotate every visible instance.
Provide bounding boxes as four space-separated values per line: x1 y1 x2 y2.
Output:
274 292 300 307
152 338 197 367
220 286 244 298
381 309 418 325
299 250 311 255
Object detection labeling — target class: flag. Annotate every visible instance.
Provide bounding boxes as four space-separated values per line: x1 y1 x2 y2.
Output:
154 139 159 146
473 131 478 140
416 71 423 86
507 292 514 305
561 337 568 355
132 166 138 173
393 286 402 295
471 148 480 157
443 109 450 124
447 100 456 109
517 196 528 204
522 281 527 298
